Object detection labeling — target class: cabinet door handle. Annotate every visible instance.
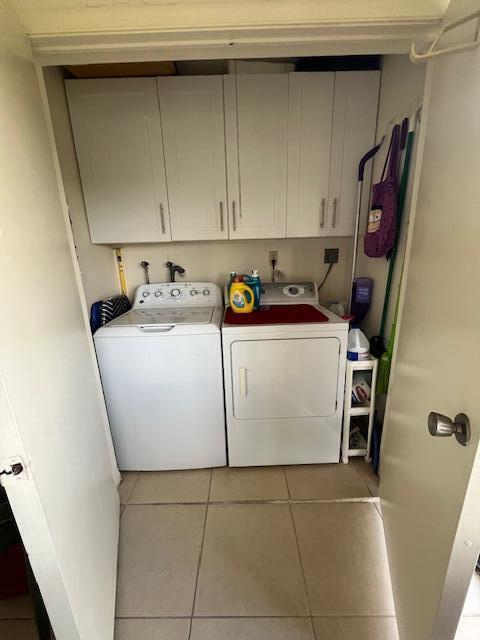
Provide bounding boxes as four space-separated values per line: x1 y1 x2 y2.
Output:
219 201 224 232
159 203 166 234
232 200 237 231
239 367 248 397
331 197 338 228
320 197 326 229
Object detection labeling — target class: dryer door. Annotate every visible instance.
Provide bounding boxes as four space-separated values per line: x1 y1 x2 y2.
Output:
231 337 340 420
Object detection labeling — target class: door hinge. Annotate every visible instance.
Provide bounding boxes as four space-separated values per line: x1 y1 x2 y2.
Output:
0 456 26 484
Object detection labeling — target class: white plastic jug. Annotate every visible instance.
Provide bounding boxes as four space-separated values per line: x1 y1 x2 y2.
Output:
347 327 370 361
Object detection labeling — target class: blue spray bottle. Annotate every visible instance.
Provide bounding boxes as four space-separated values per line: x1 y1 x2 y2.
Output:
245 269 261 309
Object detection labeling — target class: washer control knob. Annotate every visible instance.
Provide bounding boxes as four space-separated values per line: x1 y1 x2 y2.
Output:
190 289 198 296
288 286 299 295
154 290 163 298
171 288 181 298
203 289 210 296
142 291 150 298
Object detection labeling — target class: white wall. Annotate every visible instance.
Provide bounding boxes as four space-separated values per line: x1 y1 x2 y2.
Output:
120 237 354 306
357 55 426 339
43 66 118 309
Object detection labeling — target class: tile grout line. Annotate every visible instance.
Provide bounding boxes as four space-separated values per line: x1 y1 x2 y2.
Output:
125 471 141 505
284 465 316 633
122 496 379 507
283 466 292 500
287 498 312 622
187 469 213 640
350 461 376 498
0 617 36 622
286 467 314 640
373 500 383 520
285 458 316 637
114 613 399 620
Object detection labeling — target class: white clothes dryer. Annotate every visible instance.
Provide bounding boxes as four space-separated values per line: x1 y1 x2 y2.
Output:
222 282 348 466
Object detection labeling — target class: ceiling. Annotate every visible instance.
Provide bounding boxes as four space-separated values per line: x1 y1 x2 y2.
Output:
11 0 450 36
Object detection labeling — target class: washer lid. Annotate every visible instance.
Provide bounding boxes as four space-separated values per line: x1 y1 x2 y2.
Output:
106 306 214 327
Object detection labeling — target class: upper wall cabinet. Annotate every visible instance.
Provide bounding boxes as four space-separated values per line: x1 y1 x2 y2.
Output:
327 71 380 236
224 74 288 240
67 71 380 245
158 76 228 241
286 70 379 238
287 72 334 238
66 78 171 244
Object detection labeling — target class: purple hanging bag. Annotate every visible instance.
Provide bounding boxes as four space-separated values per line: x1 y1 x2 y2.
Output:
364 125 401 258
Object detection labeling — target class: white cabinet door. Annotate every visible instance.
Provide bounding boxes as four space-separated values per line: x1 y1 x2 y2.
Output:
157 76 228 241
231 337 340 420
327 71 380 236
224 74 288 239
287 72 334 237
66 78 171 244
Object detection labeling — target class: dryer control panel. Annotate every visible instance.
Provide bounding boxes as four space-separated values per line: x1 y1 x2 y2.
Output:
260 282 318 305
133 282 222 308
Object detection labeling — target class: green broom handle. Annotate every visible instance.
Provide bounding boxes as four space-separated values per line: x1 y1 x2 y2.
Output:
379 130 415 338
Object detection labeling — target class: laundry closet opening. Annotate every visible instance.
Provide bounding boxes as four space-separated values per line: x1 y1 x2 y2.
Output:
38 53 416 635
12 40 473 640
41 53 424 469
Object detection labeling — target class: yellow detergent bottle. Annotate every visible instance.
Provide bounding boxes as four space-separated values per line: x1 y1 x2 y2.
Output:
229 279 254 313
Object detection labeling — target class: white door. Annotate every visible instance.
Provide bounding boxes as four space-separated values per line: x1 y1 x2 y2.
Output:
158 76 228 241
0 9 119 640
66 78 171 244
286 72 334 238
381 13 480 640
224 74 288 239
231 338 340 420
327 71 380 236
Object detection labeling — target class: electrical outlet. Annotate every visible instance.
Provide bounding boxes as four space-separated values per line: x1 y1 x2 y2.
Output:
324 248 339 264
269 250 278 264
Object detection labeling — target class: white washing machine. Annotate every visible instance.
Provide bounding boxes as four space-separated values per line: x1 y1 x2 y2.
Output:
222 282 348 466
94 282 226 471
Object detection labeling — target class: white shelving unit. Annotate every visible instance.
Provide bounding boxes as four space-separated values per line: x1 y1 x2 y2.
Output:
341 356 378 464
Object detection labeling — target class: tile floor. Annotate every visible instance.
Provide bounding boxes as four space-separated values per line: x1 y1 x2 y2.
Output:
116 462 397 639
116 462 480 640
1 461 479 639
0 595 38 640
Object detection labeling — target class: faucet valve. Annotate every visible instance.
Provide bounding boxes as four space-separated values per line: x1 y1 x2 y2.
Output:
165 261 186 283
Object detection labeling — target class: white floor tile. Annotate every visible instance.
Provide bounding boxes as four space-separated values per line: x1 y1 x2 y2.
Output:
117 505 205 617
115 618 190 640
194 504 308 616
